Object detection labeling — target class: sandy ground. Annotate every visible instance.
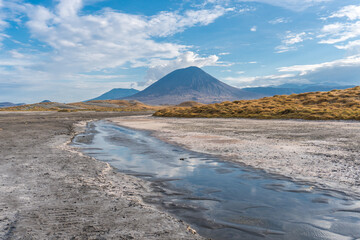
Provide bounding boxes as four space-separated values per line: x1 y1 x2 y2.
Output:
111 116 360 198
0 112 203 240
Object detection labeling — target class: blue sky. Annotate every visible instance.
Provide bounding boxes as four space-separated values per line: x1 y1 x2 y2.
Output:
1 0 360 103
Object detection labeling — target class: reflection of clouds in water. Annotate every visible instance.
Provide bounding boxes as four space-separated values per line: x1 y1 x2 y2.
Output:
91 122 220 178
120 154 210 178
251 187 257 196
308 219 332 230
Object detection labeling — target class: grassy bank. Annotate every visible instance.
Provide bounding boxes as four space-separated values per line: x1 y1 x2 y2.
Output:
154 86 360 120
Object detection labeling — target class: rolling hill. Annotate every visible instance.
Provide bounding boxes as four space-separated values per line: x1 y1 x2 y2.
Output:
154 86 360 120
124 66 262 105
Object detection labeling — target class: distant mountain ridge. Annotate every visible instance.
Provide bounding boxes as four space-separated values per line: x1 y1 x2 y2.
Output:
0 102 25 108
86 68 355 105
124 66 262 105
242 84 356 96
88 88 139 101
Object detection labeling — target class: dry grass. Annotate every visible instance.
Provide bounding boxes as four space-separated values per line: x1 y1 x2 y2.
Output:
154 86 360 120
0 100 163 112
176 101 204 107
69 100 163 112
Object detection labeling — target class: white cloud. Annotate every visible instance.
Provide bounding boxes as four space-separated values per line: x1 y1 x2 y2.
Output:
56 0 82 19
319 21 360 45
283 32 308 45
241 0 330 11
335 39 360 50
203 0 330 11
0 18 7 29
8 50 26 59
237 6 256 13
278 54 360 75
276 32 310 53
328 5 360 21
0 33 8 46
277 54 360 85
0 1 9 46
319 4 360 51
148 6 233 37
226 54 360 88
0 1 27 27
23 0 230 74
250 26 257 32
224 73 297 87
0 58 34 67
269 17 289 24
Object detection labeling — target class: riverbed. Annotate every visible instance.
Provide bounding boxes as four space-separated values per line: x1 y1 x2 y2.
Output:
73 120 360 240
110 116 360 197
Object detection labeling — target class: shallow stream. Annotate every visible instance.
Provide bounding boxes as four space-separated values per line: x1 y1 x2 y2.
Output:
72 121 360 240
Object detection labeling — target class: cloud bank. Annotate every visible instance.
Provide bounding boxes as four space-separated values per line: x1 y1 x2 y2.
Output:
24 0 230 73
225 55 360 88
0 0 231 102
204 0 330 11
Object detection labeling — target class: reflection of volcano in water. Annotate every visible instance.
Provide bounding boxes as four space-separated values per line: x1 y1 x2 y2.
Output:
73 121 360 240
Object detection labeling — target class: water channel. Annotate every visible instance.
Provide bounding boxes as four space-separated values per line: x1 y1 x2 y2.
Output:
72 121 360 240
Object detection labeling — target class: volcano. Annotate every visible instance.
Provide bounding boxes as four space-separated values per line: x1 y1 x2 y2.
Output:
124 66 262 105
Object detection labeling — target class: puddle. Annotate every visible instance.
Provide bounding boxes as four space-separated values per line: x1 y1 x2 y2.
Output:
72 121 360 240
